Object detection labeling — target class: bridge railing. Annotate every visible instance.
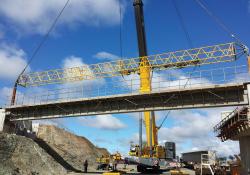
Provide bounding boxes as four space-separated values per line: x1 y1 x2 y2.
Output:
6 65 249 107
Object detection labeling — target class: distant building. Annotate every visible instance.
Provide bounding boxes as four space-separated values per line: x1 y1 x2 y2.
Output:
181 150 216 164
165 142 176 160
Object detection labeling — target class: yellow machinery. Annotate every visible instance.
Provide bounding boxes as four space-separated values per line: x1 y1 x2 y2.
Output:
170 170 189 175
102 173 122 175
96 152 122 170
96 156 110 165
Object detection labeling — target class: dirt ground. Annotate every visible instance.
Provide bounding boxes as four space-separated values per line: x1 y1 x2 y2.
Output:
67 165 196 175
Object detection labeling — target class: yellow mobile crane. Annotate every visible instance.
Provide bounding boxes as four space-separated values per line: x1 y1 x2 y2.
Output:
127 0 166 172
12 0 249 173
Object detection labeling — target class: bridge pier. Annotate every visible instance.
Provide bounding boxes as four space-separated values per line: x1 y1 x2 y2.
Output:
239 136 250 174
240 84 250 174
214 106 250 174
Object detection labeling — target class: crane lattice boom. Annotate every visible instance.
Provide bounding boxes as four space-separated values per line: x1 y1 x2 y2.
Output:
18 42 238 87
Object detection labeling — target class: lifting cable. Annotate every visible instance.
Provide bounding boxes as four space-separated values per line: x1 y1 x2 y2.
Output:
159 0 249 130
194 0 249 55
158 0 199 129
171 0 199 88
119 0 127 82
11 0 70 106
17 0 71 80
158 111 170 130
172 0 193 48
119 0 124 59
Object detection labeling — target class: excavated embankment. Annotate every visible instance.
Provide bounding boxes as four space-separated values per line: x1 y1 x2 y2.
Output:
0 132 67 175
0 124 109 174
36 125 109 170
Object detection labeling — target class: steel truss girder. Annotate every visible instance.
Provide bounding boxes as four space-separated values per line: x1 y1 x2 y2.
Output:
6 83 249 121
18 42 238 87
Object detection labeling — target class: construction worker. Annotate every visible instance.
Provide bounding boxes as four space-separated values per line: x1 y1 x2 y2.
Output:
113 159 117 171
84 159 88 173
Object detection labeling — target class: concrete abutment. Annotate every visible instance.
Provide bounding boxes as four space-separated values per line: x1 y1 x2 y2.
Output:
239 136 250 175
0 109 32 133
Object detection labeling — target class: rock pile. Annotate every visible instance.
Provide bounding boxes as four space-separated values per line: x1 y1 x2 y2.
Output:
0 132 67 175
0 125 109 174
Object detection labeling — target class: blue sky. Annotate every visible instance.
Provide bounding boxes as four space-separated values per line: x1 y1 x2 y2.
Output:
0 0 250 157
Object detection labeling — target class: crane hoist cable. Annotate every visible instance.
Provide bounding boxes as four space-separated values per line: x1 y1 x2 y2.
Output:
10 0 70 105
156 64 199 129
172 0 193 48
194 0 249 55
172 0 200 88
119 0 127 82
157 111 170 130
119 0 124 59
151 0 198 98
194 0 239 41
160 1 249 130
157 62 200 130
19 0 71 77
157 1 199 126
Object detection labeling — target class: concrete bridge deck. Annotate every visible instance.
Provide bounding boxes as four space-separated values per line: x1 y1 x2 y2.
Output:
4 82 250 121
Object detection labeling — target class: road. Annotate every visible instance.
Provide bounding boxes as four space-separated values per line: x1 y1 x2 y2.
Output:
67 165 195 175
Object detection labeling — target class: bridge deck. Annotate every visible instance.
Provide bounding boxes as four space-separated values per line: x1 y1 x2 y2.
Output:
5 82 249 121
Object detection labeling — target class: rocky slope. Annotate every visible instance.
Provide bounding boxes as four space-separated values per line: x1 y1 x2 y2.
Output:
36 125 109 171
0 132 67 175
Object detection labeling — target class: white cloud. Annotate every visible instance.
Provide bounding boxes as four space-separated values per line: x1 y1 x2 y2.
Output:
94 51 120 61
158 108 239 157
62 56 83 68
61 55 105 87
104 105 238 157
0 0 125 35
79 115 126 130
129 132 147 144
0 44 29 80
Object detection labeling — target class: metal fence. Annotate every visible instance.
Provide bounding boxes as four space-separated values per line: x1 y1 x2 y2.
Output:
7 65 250 106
